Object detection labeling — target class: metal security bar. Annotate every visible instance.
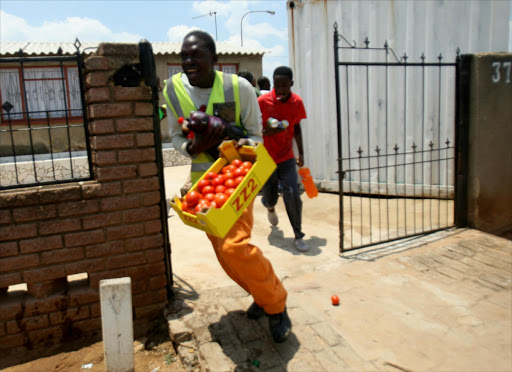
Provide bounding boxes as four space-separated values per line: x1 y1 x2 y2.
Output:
0 39 92 190
333 23 459 252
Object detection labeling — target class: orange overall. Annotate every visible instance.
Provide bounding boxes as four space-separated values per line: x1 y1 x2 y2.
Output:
207 201 287 315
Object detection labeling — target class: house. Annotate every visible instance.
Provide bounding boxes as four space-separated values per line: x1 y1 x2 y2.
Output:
0 40 266 156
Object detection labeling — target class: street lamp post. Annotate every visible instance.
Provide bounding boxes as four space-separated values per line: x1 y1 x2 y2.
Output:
240 10 275 47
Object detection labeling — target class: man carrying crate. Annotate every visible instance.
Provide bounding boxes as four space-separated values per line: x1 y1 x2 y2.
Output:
163 30 291 343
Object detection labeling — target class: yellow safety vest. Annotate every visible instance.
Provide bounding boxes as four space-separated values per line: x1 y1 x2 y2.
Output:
163 71 243 185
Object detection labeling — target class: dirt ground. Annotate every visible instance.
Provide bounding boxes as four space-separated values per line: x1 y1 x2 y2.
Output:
2 324 187 372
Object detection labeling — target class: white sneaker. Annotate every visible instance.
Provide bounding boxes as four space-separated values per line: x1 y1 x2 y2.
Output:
294 238 309 252
267 210 279 226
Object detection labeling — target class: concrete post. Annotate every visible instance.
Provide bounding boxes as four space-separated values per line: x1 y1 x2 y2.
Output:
99 277 135 372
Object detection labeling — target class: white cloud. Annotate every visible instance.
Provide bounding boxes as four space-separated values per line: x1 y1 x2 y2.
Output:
166 25 202 43
0 10 142 42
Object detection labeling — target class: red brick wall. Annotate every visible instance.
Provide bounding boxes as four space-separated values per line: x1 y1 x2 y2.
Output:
0 43 168 367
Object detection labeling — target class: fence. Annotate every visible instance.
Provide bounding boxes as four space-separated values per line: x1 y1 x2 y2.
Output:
0 40 92 190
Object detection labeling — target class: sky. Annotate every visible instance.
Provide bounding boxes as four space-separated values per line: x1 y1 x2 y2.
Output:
0 0 289 79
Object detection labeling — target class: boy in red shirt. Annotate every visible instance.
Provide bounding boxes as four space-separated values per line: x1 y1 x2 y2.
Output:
257 66 309 252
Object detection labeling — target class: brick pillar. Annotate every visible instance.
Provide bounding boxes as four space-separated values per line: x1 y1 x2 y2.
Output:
83 43 168 330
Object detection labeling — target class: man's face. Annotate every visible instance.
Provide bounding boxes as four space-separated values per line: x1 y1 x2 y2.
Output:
273 74 293 101
181 35 217 88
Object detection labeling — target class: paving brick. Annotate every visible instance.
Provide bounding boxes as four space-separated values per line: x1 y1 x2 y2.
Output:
244 339 283 370
219 338 250 365
195 325 214 344
292 324 328 353
167 315 193 344
472 253 512 271
285 349 323 371
229 310 266 343
332 338 370 371
288 306 321 326
310 321 342 346
315 348 349 371
199 342 234 372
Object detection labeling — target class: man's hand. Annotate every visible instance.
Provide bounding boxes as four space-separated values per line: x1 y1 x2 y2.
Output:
296 154 304 167
187 123 225 155
262 126 286 136
235 138 257 149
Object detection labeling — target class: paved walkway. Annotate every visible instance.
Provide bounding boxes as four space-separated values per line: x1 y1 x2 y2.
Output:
163 166 512 372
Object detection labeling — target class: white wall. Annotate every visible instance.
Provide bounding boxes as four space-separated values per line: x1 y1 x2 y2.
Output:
287 0 511 192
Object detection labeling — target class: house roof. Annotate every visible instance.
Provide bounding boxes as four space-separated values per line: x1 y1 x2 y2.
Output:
0 41 267 57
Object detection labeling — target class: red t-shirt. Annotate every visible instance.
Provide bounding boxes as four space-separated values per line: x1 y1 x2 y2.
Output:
258 89 307 164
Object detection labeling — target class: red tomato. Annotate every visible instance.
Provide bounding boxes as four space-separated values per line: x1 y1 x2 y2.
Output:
205 171 217 181
233 167 245 177
222 164 236 174
241 161 253 169
195 200 211 213
215 185 227 194
331 295 340 306
223 172 234 180
224 178 236 189
185 191 201 207
204 192 216 202
215 193 228 208
211 175 225 187
181 200 189 212
225 188 236 197
231 159 242 167
202 185 215 195
234 176 244 186
241 167 250 176
210 201 217 209
197 178 210 193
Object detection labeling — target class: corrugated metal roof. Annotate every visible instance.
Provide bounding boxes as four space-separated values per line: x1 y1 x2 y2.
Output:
0 41 266 57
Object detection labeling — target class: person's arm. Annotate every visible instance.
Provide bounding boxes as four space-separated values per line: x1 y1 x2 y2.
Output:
169 107 191 157
238 77 262 145
294 123 305 167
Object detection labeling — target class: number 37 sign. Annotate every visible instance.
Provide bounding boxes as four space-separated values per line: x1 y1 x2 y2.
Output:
491 61 511 84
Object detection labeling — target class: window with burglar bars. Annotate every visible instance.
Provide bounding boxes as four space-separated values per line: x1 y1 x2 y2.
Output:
0 48 92 190
0 66 82 121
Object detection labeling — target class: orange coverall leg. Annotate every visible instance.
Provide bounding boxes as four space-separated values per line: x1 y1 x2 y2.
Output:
207 201 287 315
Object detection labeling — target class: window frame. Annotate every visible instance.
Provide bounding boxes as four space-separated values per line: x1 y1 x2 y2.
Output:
0 64 83 126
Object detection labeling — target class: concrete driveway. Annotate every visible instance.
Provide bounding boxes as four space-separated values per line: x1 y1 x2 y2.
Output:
164 165 512 372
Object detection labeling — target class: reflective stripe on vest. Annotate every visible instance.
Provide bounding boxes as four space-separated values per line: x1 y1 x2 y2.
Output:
163 71 242 185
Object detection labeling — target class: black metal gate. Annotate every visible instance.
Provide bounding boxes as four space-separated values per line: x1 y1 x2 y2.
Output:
138 41 174 296
333 24 461 252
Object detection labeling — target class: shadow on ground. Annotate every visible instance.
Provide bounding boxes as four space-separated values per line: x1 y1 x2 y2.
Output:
208 311 299 371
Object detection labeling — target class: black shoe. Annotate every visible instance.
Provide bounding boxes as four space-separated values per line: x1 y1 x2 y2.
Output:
247 302 265 319
268 308 292 343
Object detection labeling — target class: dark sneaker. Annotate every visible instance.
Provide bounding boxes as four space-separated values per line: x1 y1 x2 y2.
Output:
247 302 265 319
268 308 292 343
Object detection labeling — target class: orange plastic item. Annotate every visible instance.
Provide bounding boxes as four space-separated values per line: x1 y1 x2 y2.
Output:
298 167 318 198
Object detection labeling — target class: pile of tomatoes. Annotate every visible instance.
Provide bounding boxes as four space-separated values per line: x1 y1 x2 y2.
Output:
181 158 253 215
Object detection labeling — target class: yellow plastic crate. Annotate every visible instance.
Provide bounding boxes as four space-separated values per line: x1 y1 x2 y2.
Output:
170 141 276 238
